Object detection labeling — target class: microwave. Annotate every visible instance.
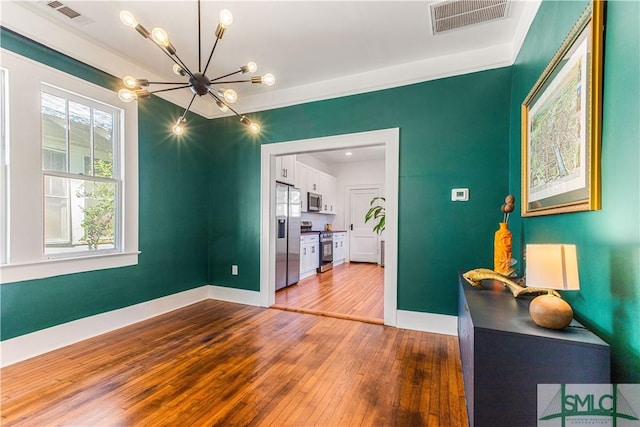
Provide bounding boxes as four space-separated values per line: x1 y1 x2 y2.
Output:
308 192 322 212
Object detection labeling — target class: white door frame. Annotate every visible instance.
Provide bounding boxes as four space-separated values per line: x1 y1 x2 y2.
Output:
260 128 399 326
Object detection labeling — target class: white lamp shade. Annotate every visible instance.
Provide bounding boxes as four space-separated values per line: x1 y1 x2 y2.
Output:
525 244 580 291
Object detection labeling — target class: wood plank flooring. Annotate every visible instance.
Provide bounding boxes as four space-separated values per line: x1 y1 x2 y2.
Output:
1 300 468 426
274 262 384 324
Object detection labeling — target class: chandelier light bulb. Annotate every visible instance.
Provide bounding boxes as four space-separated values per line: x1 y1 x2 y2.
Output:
118 88 136 103
219 9 234 28
172 117 186 135
151 27 170 47
172 124 184 135
241 116 260 134
216 100 229 112
119 10 138 28
123 75 137 89
173 64 185 76
247 62 257 73
262 73 275 86
223 88 238 104
249 122 261 134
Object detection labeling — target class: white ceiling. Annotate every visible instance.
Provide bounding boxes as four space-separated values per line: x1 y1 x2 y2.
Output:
2 0 540 120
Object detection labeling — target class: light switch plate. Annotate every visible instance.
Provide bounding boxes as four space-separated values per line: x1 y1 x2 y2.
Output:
452 188 469 201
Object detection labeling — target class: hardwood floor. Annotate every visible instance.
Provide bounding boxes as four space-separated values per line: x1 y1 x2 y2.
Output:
274 262 384 324
1 300 468 426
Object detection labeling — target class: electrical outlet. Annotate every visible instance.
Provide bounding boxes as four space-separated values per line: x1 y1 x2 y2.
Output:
232 265 238 275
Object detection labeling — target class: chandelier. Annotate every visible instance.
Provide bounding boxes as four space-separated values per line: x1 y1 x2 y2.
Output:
117 0 275 135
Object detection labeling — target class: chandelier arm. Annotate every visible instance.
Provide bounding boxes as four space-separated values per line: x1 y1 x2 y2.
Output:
181 93 198 119
209 91 242 118
202 37 221 77
147 39 197 80
149 85 192 95
198 0 202 72
146 81 190 85
209 70 243 82
210 79 251 85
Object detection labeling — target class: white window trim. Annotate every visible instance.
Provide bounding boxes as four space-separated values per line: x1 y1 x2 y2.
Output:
0 49 139 284
1 67 8 266
41 84 122 257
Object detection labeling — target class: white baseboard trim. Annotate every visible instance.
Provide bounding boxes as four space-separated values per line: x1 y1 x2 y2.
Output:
396 310 458 336
0 285 210 368
208 285 262 306
1 285 455 367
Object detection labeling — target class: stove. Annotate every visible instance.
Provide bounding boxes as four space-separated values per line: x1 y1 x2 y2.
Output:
318 231 333 273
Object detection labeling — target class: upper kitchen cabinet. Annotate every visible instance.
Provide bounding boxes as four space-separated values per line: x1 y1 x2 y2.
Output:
296 160 337 215
275 155 296 185
296 162 308 212
307 167 321 194
320 173 336 214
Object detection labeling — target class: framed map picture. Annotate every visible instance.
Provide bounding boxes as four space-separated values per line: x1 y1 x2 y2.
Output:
521 0 604 216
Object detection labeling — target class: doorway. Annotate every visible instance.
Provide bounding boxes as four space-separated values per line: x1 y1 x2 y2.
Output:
259 128 399 326
348 186 382 263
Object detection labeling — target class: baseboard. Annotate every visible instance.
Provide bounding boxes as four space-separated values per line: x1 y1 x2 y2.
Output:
1 286 453 367
396 310 458 336
208 285 262 306
0 285 210 368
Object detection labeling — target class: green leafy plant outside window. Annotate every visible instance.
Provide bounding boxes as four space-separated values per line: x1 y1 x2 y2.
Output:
76 159 115 250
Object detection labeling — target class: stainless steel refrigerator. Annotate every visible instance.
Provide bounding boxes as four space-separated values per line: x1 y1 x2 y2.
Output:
275 183 301 290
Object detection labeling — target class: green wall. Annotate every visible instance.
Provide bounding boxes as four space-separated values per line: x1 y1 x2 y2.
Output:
508 0 640 382
208 68 513 315
0 30 211 340
4 0 636 384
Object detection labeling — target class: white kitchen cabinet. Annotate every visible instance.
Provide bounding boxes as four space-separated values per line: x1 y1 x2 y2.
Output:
295 161 337 215
275 154 296 185
307 167 321 194
296 162 308 212
300 234 320 279
321 173 337 214
333 232 346 266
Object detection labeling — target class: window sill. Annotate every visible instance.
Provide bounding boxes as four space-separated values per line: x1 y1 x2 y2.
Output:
0 251 140 284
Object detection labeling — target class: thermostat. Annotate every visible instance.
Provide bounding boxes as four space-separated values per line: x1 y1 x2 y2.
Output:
451 188 469 201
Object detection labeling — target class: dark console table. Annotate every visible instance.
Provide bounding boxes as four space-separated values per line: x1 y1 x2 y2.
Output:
458 274 610 427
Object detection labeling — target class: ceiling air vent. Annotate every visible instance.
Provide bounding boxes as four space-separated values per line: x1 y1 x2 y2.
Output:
46 1 64 8
430 0 510 34
56 6 81 19
38 0 94 26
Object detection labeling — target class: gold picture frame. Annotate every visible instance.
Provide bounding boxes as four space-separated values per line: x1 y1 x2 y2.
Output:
521 0 604 217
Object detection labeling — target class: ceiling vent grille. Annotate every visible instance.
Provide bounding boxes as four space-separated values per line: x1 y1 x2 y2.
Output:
430 0 510 34
38 0 94 26
57 6 81 19
46 1 64 9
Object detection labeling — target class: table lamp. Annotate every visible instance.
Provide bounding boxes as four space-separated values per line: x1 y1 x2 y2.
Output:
525 244 580 329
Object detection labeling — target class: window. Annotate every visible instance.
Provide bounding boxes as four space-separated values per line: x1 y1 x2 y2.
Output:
41 86 120 255
1 49 138 284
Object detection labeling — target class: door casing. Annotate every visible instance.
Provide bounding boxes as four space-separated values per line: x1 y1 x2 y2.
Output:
259 128 399 326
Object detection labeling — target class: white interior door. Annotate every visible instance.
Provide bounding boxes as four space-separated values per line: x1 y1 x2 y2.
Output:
348 187 380 263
